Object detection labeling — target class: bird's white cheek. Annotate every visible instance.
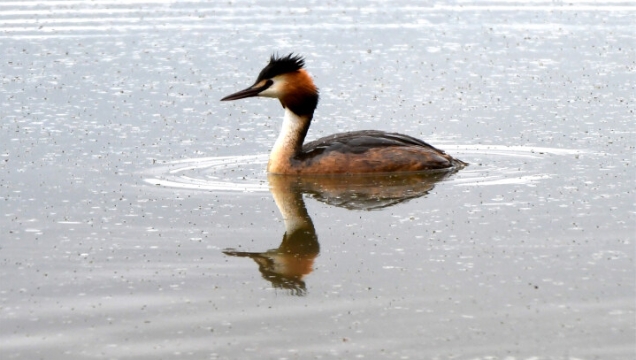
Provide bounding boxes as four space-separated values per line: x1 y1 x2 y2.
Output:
259 80 284 98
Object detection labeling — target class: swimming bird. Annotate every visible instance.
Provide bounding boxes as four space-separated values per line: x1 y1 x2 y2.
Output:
221 53 466 175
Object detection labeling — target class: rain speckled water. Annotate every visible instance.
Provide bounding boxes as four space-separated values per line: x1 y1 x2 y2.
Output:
1 0 634 359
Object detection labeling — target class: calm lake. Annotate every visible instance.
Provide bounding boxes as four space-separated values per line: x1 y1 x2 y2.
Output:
1 0 634 359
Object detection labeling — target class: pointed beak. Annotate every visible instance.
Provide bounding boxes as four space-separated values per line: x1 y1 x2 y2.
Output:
220 80 272 101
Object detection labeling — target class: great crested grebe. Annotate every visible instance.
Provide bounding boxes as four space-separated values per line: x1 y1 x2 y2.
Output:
221 53 466 175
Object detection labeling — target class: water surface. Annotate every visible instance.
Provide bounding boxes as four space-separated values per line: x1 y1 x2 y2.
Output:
1 0 634 359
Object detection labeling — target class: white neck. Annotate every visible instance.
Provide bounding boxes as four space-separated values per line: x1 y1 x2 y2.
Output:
268 108 307 172
270 185 312 234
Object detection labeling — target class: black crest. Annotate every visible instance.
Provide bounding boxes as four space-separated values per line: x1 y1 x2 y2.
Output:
256 53 305 82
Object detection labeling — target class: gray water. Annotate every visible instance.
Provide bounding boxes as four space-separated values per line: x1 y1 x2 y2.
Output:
1 1 634 359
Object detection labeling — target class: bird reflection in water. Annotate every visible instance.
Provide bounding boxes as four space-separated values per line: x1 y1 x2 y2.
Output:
223 170 457 295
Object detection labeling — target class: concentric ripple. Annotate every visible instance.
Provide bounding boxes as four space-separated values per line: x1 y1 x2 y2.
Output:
142 145 586 193
144 154 270 192
442 145 587 187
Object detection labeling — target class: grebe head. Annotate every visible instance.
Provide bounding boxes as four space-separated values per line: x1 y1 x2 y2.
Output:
221 53 319 116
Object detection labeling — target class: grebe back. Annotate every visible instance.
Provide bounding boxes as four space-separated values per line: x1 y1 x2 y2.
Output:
221 53 466 175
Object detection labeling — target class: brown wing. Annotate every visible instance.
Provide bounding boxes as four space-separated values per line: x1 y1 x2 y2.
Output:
293 130 464 174
302 130 447 155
